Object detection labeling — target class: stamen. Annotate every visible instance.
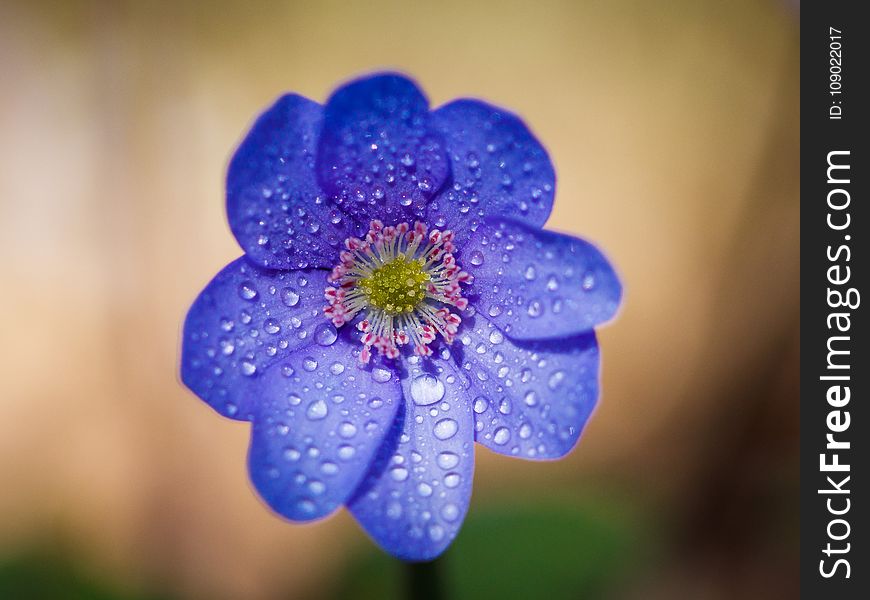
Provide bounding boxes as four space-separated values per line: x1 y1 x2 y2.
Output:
324 220 473 362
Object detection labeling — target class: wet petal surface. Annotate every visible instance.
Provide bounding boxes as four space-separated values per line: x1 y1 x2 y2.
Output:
458 218 621 339
426 99 555 238
455 313 599 459
181 257 326 419
247 338 401 521
317 73 449 224
349 356 475 561
227 94 350 270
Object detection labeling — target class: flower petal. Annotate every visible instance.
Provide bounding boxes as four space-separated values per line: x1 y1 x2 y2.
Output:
227 94 351 270
180 257 327 419
426 99 555 237
316 73 449 224
247 339 402 521
456 313 599 459
458 218 621 339
348 357 475 561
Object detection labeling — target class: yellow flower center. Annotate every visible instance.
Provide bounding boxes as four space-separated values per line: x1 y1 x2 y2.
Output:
358 255 430 316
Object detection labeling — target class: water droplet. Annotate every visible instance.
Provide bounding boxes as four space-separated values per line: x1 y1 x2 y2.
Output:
238 281 258 301
488 304 502 317
302 357 318 371
524 391 539 406
410 374 445 405
390 466 409 482
308 480 325 495
321 461 339 475
264 318 281 334
329 362 345 375
443 472 461 488
433 418 458 440
524 265 536 280
469 250 485 266
281 288 300 307
417 482 433 497
338 421 357 439
306 399 328 420
493 427 511 445
527 300 542 318
441 504 459 522
546 275 559 291
582 272 596 290
519 423 532 439
315 322 338 346
428 524 444 541
371 367 392 383
498 398 512 415
283 447 301 461
489 330 504 345
387 501 403 519
473 397 488 414
548 370 566 390
337 444 355 460
437 452 460 470
241 360 257 376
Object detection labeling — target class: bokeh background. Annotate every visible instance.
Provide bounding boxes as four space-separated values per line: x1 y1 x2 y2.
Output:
0 0 799 598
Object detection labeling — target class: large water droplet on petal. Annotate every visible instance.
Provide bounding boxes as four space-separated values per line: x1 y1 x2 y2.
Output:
306 399 328 420
314 322 338 346
410 374 445 405
433 418 458 440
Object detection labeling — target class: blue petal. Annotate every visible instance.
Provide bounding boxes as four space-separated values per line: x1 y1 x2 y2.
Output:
181 257 328 419
456 313 599 459
247 337 402 521
316 73 449 224
458 218 621 339
348 357 475 561
227 94 351 270
426 99 555 238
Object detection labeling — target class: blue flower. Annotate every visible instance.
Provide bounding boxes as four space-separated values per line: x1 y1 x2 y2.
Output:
181 73 621 561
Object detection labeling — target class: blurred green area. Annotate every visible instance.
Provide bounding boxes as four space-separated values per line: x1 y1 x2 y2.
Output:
0 550 173 600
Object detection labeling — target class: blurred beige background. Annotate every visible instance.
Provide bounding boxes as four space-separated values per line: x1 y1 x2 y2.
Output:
0 0 798 598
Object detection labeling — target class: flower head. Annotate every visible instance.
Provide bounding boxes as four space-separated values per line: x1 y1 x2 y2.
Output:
181 73 621 561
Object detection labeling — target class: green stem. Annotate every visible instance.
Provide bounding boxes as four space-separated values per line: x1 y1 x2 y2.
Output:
404 558 445 600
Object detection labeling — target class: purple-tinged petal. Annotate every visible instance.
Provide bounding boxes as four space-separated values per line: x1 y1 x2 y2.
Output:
455 313 599 459
247 338 401 521
316 73 449 224
458 218 621 339
426 99 555 238
348 357 475 561
227 94 350 270
181 257 327 419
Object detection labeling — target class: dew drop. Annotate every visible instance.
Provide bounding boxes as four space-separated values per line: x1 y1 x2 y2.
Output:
241 360 257 376
488 330 504 344
371 367 392 383
433 418 458 440
410 374 445 406
472 397 488 414
315 322 338 346
469 250 485 266
281 288 300 307
306 399 328 420
338 421 357 439
437 452 460 470
443 472 461 488
390 466 409 482
493 427 511 445
302 357 318 371
417 482 433 497
330 362 345 375
238 281 258 301
548 370 566 390
441 503 459 522
264 318 281 334
527 300 543 318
